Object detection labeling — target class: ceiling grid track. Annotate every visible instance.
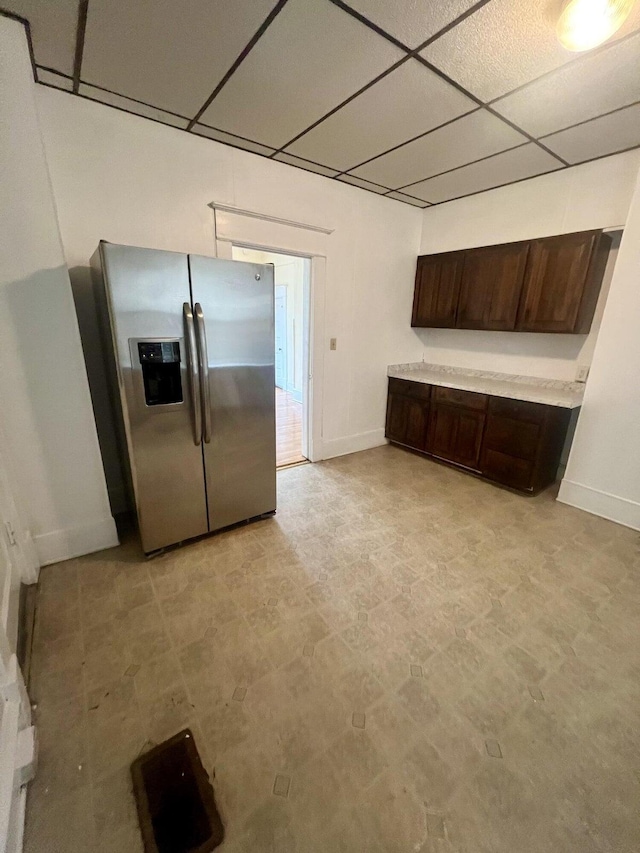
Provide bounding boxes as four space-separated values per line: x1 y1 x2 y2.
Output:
0 8 36 79
72 0 89 94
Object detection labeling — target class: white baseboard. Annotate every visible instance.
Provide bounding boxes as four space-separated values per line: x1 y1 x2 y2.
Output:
34 515 119 565
557 479 640 531
321 428 387 460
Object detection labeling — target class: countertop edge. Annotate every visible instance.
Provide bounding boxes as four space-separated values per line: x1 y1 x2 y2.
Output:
387 368 583 409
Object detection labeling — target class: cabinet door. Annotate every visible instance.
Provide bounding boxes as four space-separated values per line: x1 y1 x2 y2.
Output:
427 404 485 469
516 231 602 333
456 242 529 331
481 448 534 491
412 252 464 327
385 392 408 444
404 398 429 451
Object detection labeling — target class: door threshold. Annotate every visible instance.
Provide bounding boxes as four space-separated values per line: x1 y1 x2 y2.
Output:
277 459 309 471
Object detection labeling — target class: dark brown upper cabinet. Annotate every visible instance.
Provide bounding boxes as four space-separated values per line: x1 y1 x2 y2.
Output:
516 230 611 333
456 242 530 331
412 230 611 334
411 251 464 327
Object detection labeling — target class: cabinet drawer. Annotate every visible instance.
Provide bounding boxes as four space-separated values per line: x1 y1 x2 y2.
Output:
433 386 488 410
483 415 540 461
481 448 534 491
388 378 431 400
489 396 548 424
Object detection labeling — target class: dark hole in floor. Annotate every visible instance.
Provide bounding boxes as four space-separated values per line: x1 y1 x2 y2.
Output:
131 729 224 853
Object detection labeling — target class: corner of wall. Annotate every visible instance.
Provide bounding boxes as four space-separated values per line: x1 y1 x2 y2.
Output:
320 429 388 460
557 479 640 531
34 515 119 566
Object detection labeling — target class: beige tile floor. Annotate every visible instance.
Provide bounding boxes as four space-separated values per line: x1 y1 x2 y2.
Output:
25 446 640 852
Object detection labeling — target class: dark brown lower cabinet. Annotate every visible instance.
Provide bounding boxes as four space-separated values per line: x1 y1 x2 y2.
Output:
405 398 430 450
386 378 573 494
385 391 409 444
385 378 430 451
426 403 486 470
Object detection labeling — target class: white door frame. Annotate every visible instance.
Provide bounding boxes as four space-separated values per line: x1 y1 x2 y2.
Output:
211 206 328 463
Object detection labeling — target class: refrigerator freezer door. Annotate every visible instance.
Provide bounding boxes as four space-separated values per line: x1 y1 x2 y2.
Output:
98 243 209 552
189 255 276 531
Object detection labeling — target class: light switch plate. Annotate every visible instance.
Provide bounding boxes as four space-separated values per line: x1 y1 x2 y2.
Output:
330 338 337 351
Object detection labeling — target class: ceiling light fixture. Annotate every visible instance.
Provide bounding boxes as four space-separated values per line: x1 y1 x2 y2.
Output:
557 0 636 51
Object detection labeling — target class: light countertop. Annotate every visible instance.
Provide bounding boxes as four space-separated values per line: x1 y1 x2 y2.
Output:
387 363 585 409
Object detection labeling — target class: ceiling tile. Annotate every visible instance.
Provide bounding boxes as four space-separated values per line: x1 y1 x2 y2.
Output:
421 0 640 102
37 67 74 92
4 0 79 75
78 84 190 128
404 143 561 203
273 153 340 177
286 58 476 171
345 0 481 48
542 103 640 165
351 109 526 189
81 0 279 117
386 191 430 207
192 125 275 155
199 0 404 149
492 32 640 138
336 175 391 194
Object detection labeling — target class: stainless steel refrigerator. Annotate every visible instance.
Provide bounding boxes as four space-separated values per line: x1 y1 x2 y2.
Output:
91 241 276 554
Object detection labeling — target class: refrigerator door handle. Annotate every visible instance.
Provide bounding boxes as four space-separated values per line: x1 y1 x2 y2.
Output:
194 302 212 443
183 302 202 445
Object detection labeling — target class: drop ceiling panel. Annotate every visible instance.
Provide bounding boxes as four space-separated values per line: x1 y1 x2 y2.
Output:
492 32 640 138
422 0 640 102
542 103 640 164
286 59 476 171
345 0 481 48
81 0 279 117
352 109 527 189
192 125 275 155
405 143 561 203
199 0 403 149
5 0 78 75
273 153 340 177
78 84 190 129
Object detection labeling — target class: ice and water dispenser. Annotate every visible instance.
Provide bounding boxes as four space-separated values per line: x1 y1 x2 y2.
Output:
137 341 183 406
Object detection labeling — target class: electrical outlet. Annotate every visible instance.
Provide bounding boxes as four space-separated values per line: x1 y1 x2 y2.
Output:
329 338 337 351
575 365 589 382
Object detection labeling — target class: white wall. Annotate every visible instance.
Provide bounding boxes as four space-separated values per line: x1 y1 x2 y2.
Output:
558 169 640 529
0 18 117 564
417 151 640 381
35 86 424 506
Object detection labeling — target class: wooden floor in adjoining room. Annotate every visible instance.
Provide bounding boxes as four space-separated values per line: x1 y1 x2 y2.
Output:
276 387 306 468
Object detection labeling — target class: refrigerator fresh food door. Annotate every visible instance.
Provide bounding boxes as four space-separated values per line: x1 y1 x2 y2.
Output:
98 242 209 552
189 254 276 531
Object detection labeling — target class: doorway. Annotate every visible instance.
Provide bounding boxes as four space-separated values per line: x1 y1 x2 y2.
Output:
232 246 311 468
